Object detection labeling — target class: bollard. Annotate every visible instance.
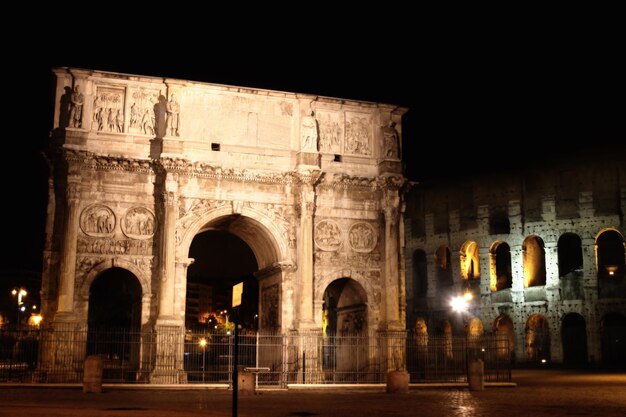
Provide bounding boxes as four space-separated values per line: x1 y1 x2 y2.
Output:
83 355 103 393
238 371 255 395
386 370 409 393
467 358 484 391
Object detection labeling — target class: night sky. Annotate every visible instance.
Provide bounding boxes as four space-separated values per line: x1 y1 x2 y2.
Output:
1 31 623 284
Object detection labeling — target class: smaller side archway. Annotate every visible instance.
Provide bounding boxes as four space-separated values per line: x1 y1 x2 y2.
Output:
322 278 369 378
86 267 143 382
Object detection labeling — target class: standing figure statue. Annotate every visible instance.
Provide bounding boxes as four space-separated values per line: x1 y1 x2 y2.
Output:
68 85 84 128
165 93 180 136
382 120 400 159
301 110 318 151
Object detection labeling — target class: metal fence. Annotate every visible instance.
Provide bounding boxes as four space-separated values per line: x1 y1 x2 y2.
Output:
0 327 511 385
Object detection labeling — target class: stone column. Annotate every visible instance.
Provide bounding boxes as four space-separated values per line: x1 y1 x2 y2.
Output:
54 175 81 322
297 180 316 329
152 171 184 384
382 185 402 330
157 173 178 324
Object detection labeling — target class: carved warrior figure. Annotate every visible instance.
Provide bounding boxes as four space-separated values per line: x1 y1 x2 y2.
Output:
382 121 400 159
301 111 318 151
165 93 180 136
68 85 84 128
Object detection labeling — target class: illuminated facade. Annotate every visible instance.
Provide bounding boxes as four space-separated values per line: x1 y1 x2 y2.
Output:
41 68 407 382
404 159 626 367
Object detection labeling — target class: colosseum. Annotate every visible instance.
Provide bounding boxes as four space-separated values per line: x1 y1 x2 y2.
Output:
403 152 626 368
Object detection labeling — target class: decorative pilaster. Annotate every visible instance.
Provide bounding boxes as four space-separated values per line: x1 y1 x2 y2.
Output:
54 175 81 322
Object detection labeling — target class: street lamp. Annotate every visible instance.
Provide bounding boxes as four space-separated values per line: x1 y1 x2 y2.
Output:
199 338 207 383
11 288 27 329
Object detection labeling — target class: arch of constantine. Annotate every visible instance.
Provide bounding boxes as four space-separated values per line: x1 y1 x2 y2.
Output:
40 67 408 382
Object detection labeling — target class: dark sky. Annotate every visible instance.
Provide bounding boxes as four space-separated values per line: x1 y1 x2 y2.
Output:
1 30 623 278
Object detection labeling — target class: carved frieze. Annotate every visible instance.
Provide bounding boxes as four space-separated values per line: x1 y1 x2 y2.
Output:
314 251 381 268
92 86 125 133
318 173 377 190
122 207 157 239
314 220 343 251
348 222 377 253
64 149 153 173
160 158 298 184
80 204 116 237
77 237 153 255
345 112 372 156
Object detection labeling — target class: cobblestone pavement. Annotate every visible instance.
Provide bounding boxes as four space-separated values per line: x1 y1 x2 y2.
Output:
1 369 625 417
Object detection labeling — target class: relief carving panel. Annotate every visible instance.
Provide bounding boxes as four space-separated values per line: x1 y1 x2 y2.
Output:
80 204 115 237
345 112 372 156
92 86 125 133
314 220 343 251
122 207 157 239
348 222 377 253
129 88 160 135
316 110 343 153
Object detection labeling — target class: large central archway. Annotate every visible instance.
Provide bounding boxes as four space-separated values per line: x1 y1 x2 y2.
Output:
186 230 258 331
180 212 286 331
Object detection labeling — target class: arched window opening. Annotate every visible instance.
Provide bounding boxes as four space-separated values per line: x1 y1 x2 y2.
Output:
525 314 550 363
558 233 583 277
601 313 626 369
562 313 588 368
597 230 626 299
460 241 481 281
490 242 512 291
435 246 453 288
523 236 546 288
494 315 515 362
558 233 583 300
597 230 626 280
412 250 428 298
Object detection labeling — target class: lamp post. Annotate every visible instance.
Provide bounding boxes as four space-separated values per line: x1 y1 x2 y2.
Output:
11 288 27 330
199 338 207 383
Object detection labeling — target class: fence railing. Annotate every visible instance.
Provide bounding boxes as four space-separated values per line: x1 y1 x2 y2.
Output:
0 327 511 385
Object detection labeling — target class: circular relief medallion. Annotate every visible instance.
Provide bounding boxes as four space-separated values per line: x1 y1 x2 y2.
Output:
121 207 157 240
314 219 343 251
80 204 116 237
348 222 377 253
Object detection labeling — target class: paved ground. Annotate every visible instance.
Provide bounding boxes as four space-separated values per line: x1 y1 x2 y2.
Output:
1 369 625 417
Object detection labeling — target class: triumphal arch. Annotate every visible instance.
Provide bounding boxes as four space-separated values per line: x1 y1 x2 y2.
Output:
40 67 408 382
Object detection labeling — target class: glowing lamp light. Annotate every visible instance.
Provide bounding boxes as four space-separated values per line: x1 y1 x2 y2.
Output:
541 359 547 364
606 265 618 276
450 295 469 313
29 314 43 327
199 338 207 348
